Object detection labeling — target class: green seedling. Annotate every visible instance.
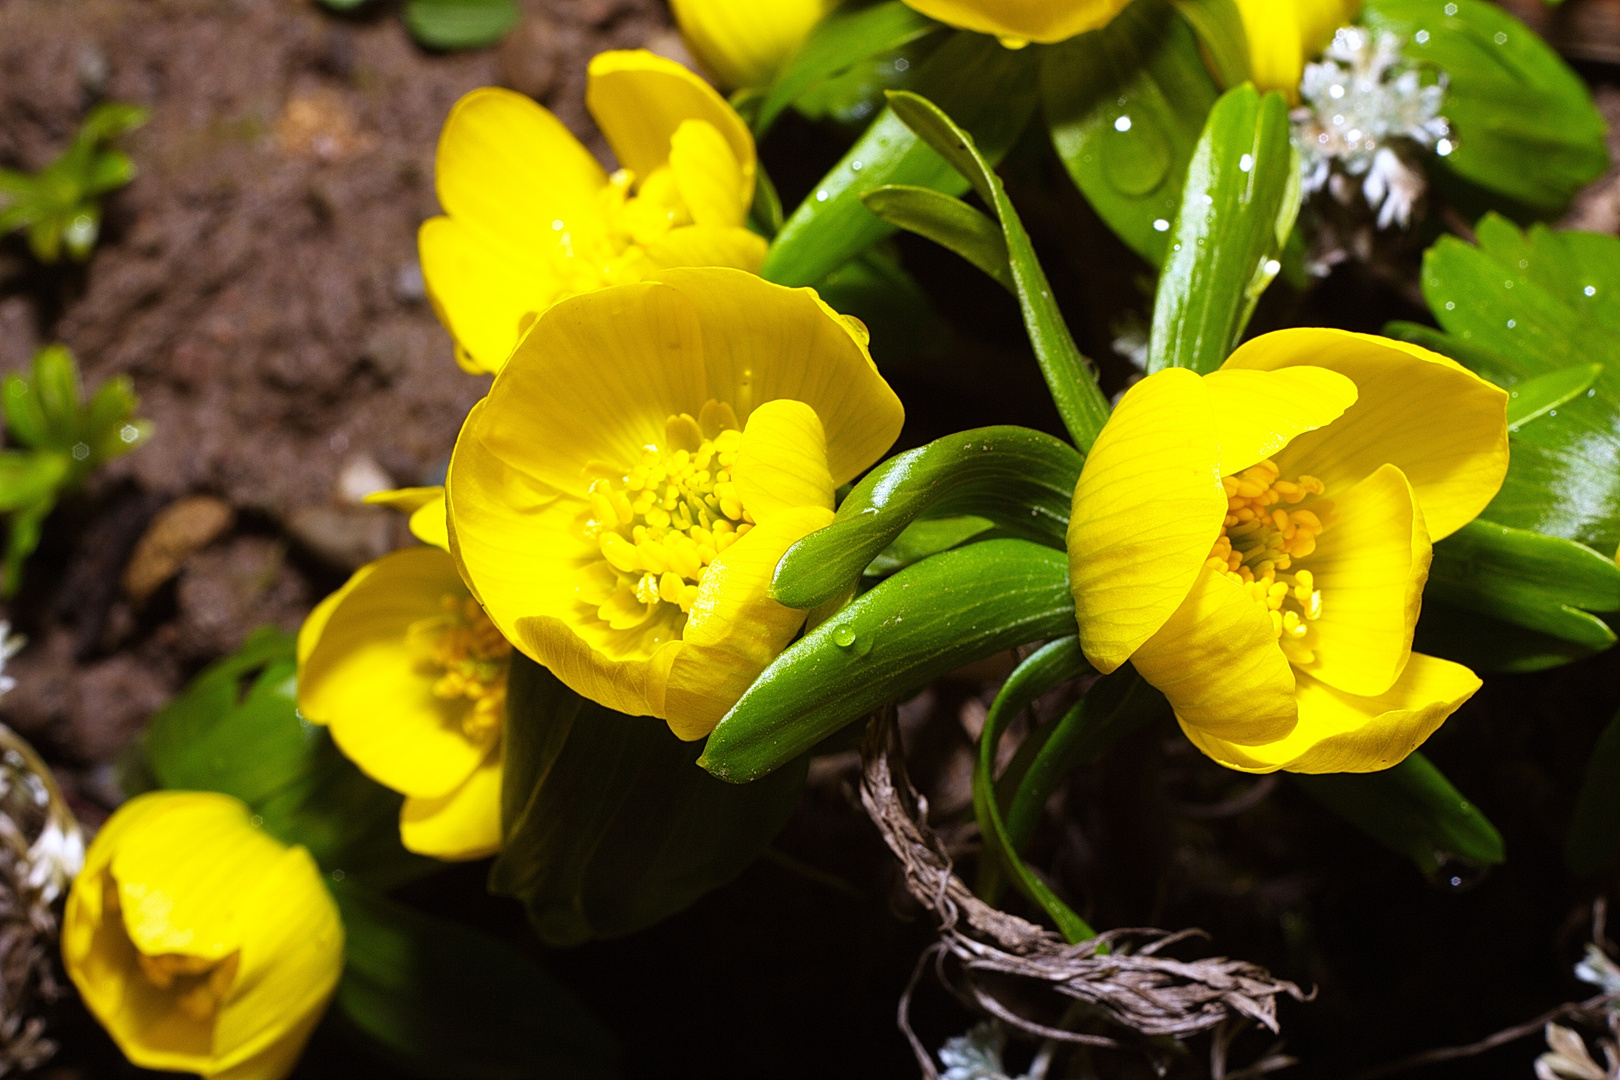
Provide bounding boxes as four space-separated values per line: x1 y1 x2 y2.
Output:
1 345 152 594
0 102 148 264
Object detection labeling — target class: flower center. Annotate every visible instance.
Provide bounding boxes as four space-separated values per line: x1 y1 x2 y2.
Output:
406 596 511 744
580 400 756 640
1204 457 1336 665
105 877 239 1022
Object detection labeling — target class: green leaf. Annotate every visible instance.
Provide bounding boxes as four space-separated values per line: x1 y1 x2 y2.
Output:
1567 707 1620 878
84 150 137 197
493 657 805 945
1291 751 1504 877
1426 517 1620 655
1041 0 1220 265
31 344 84 447
2 497 52 598
761 31 1038 288
1171 0 1251 88
702 538 1077 783
771 425 1081 610
1147 84 1299 375
810 245 948 363
755 0 940 134
972 638 1095 942
1416 597 1607 673
76 102 150 146
1362 0 1607 214
1420 219 1620 553
865 515 996 576
0 451 68 513
861 185 1014 291
885 91 1113 449
1507 363 1603 430
404 0 519 49
141 628 433 886
331 880 620 1079
1 373 49 450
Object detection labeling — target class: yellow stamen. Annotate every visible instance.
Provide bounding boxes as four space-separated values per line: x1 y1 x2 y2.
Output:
406 596 511 744
580 400 753 637
1204 457 1333 662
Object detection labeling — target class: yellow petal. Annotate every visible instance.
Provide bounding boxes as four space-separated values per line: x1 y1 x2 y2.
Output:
1131 564 1298 744
1236 0 1305 98
648 267 905 485
642 224 768 275
109 794 283 959
663 504 833 738
669 119 749 228
1298 463 1430 697
669 0 835 90
1201 365 1358 476
208 846 343 1078
899 0 1132 44
1067 368 1226 673
586 50 755 200
476 282 708 498
296 547 488 799
1222 329 1509 541
427 87 610 375
448 423 682 716
399 750 503 861
734 399 835 525
1182 651 1480 773
365 487 450 551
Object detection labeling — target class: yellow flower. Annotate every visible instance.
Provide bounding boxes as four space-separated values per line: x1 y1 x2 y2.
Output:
1067 329 1509 773
670 0 839 90
297 503 510 860
899 0 1133 47
419 50 767 376
62 791 342 1080
447 266 904 739
1237 0 1362 100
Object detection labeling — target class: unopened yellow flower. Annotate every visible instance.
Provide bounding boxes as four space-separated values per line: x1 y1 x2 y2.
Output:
900 0 1132 46
298 502 509 860
419 50 767 376
1067 328 1509 773
670 0 839 90
1237 0 1362 100
447 266 904 739
62 791 342 1080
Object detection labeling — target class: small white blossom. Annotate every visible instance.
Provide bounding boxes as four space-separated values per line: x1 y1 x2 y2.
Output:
0 622 21 699
1576 943 1620 998
1292 27 1450 233
1535 1023 1614 1080
939 1021 1023 1080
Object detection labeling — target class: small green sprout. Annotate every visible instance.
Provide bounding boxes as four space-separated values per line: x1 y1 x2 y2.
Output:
316 0 517 51
0 102 149 264
1 345 152 595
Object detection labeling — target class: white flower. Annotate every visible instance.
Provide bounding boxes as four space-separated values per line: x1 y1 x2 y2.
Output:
1534 1023 1613 1080
1292 27 1450 232
0 621 22 699
939 1021 1020 1080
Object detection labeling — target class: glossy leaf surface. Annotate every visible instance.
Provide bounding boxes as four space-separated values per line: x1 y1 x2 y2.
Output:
1042 0 1220 265
1362 0 1607 214
861 185 1013 291
703 539 1077 783
1420 218 1620 554
772 425 1081 609
1148 84 1298 375
885 91 1113 449
761 32 1038 288
754 1 940 134
404 0 519 48
1291 751 1504 877
494 657 805 945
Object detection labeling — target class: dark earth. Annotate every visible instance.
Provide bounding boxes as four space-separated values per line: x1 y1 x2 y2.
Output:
3 0 1620 1075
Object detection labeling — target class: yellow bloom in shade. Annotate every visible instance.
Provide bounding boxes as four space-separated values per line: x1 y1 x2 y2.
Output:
419 50 767 376
900 0 1132 47
297 531 510 861
1067 328 1509 774
1237 0 1362 100
669 0 839 90
447 266 904 739
62 791 342 1080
